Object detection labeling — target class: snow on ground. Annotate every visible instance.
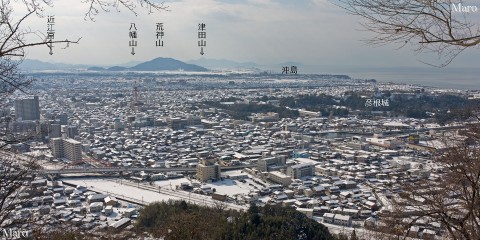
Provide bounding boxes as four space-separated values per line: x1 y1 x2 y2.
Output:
62 178 248 211
222 169 246 176
151 171 258 197
63 178 181 203
204 179 253 196
259 196 272 203
154 177 192 188
153 177 255 197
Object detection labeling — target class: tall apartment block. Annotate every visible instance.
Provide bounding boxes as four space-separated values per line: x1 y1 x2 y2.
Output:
63 138 82 162
51 138 63 159
15 96 40 121
50 138 82 162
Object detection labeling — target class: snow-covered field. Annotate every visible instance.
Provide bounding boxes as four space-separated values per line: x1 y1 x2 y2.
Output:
204 179 253 196
63 178 181 203
154 177 191 189
62 178 248 211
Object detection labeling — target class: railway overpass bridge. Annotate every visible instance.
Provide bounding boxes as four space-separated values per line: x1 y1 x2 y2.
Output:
37 164 256 175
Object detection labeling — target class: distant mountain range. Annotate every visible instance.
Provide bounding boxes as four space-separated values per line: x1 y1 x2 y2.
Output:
88 58 208 72
187 58 309 73
19 57 307 73
187 58 259 69
19 58 209 72
19 59 90 71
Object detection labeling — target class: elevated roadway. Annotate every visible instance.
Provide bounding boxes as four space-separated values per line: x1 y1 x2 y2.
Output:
37 164 256 175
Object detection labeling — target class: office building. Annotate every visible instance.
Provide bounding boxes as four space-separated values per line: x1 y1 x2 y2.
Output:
49 124 61 138
287 163 314 180
15 96 40 120
268 171 292 186
167 115 201 130
196 159 221 182
66 126 78 139
12 120 36 133
57 113 68 125
196 164 221 182
167 117 185 130
256 155 287 172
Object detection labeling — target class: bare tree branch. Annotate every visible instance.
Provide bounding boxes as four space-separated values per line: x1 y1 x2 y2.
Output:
0 0 169 231
82 0 169 21
0 153 40 228
380 123 480 239
335 0 480 67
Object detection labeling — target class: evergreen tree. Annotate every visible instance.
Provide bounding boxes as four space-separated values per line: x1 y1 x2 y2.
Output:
350 229 359 240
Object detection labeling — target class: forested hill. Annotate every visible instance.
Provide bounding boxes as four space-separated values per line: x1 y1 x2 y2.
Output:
136 200 334 240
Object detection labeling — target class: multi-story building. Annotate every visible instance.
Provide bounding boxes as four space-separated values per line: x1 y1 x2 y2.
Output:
57 113 68 125
50 138 82 162
167 117 185 130
11 120 37 133
186 115 201 126
287 163 314 180
50 138 63 159
63 138 82 161
49 124 61 138
66 126 78 139
268 171 292 186
167 115 201 130
196 159 221 182
251 112 279 123
113 118 123 131
256 155 287 172
15 96 40 120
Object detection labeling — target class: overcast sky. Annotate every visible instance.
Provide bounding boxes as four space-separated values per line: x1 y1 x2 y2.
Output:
12 0 480 69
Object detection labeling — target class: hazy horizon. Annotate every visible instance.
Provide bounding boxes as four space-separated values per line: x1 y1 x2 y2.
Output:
12 0 480 69
21 56 480 90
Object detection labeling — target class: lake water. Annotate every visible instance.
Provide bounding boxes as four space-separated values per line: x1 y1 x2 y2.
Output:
302 66 480 90
345 67 480 90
